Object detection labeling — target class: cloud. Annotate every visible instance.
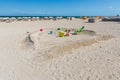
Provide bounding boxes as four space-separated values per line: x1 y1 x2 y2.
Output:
108 6 120 11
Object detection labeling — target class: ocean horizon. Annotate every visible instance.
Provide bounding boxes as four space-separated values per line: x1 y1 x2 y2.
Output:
0 16 116 19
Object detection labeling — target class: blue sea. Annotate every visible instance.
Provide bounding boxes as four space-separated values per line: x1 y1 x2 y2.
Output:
0 16 97 19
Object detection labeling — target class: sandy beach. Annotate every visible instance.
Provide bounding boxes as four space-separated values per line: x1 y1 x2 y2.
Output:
0 19 120 80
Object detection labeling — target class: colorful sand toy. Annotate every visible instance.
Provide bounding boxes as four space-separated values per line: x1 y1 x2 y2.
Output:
74 26 85 35
74 29 78 35
49 31 53 34
65 32 71 36
40 28 43 32
65 29 68 32
79 26 85 32
57 27 61 30
68 29 71 33
59 31 65 37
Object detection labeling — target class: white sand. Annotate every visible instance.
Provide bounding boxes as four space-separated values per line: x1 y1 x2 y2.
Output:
0 19 120 80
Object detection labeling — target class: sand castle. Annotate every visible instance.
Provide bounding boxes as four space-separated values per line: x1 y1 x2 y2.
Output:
22 26 114 62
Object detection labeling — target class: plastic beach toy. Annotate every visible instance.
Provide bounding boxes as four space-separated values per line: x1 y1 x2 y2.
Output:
74 29 78 34
49 31 53 34
68 29 71 33
57 28 61 30
79 26 85 32
59 31 64 37
65 29 68 32
74 26 85 35
40 28 43 32
65 32 71 36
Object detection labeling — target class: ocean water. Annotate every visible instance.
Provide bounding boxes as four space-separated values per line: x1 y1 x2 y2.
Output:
0 16 96 19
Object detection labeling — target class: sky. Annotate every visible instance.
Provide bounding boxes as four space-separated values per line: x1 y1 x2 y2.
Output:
0 0 120 16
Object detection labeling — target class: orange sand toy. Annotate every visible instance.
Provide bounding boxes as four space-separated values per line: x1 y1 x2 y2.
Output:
59 31 71 37
65 32 71 36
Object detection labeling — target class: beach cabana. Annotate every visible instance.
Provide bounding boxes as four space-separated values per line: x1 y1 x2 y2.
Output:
88 18 95 23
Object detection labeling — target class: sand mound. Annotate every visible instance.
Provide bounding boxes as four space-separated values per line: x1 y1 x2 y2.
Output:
21 29 114 62
82 30 96 36
23 30 114 61
21 32 34 48
21 28 96 48
37 35 114 61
